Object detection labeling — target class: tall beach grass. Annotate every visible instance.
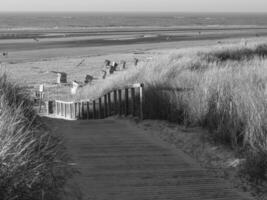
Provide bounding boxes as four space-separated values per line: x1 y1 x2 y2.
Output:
78 41 267 180
0 74 75 200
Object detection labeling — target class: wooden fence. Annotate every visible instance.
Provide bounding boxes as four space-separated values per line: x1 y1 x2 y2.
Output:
54 83 144 120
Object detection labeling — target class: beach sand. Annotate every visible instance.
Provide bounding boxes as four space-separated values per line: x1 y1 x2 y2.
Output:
2 27 267 100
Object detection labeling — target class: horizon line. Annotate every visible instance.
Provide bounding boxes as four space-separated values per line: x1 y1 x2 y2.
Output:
0 10 267 14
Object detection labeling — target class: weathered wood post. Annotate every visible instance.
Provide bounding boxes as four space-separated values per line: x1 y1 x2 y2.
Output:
81 102 85 119
69 103 72 119
64 103 67 118
93 100 96 119
73 103 76 119
140 83 144 120
108 92 111 116
55 101 58 115
113 90 117 115
98 97 102 119
131 87 135 116
61 102 62 116
118 89 122 116
79 102 82 119
104 95 108 117
74 103 77 118
46 100 53 115
125 88 129 116
86 102 90 119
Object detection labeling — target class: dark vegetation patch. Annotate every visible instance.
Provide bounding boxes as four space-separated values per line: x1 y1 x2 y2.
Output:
202 44 267 63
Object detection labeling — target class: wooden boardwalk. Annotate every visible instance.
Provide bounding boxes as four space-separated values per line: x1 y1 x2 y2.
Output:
47 118 253 200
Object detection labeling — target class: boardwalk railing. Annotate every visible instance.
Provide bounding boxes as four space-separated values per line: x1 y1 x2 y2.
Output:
54 83 144 120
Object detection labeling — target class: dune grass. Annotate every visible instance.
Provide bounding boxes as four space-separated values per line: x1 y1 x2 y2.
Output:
78 41 267 181
0 74 76 200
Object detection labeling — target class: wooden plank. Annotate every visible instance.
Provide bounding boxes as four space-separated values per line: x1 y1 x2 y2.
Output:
104 95 108 118
74 103 77 118
108 92 111 116
79 102 82 119
58 103 60 116
69 103 72 119
93 100 96 119
98 98 102 119
87 102 90 119
131 87 135 116
81 102 84 119
125 88 129 116
60 103 62 116
113 90 117 115
73 103 76 119
55 102 58 116
65 103 67 118
118 89 122 116
140 84 144 120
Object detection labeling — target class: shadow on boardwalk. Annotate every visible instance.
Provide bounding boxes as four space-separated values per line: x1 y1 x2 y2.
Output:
43 117 253 200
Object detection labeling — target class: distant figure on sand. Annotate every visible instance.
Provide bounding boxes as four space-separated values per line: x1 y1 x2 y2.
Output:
120 60 126 69
134 58 139 66
84 75 94 84
102 70 107 79
2 52 8 57
51 71 67 84
104 59 111 67
110 61 118 74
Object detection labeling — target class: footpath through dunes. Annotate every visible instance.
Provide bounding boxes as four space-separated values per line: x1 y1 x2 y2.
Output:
44 118 253 200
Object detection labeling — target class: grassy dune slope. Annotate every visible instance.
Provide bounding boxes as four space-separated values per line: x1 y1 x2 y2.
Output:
79 41 267 180
0 75 76 200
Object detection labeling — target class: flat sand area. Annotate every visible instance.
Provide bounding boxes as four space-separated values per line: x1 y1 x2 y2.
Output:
2 27 267 100
1 26 267 63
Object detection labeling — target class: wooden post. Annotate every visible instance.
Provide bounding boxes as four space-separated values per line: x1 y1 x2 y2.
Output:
118 89 122 116
81 102 84 119
86 102 90 119
39 92 43 113
59 103 61 116
108 92 111 116
140 84 144 120
113 90 117 115
131 88 135 116
64 103 67 117
69 103 72 119
93 100 96 119
125 88 129 116
73 103 76 119
79 102 82 119
98 97 102 119
104 95 108 117
60 103 63 116
55 102 58 115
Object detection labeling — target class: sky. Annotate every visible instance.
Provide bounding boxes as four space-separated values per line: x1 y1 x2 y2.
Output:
1 0 267 12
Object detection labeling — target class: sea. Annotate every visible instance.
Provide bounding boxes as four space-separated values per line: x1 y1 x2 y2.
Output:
0 12 267 30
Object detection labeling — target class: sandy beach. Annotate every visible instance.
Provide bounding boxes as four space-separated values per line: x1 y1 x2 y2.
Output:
1 26 267 101
1 26 267 63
